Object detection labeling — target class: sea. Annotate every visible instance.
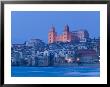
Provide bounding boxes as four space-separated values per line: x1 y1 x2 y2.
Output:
11 66 100 77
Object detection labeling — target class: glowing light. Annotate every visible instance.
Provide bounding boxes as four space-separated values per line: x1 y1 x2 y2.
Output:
65 58 72 63
68 59 72 63
77 58 80 61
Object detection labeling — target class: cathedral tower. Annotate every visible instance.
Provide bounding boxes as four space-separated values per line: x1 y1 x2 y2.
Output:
63 24 71 42
48 25 57 44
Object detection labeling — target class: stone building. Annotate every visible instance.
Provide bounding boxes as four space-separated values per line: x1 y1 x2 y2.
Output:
76 49 99 63
48 24 89 44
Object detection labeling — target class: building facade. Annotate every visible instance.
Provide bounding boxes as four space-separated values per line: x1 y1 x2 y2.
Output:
76 49 99 63
48 24 89 44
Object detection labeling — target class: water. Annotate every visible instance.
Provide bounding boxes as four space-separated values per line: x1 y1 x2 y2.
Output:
11 66 100 77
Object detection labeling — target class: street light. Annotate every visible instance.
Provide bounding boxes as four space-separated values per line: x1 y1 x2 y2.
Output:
77 58 80 61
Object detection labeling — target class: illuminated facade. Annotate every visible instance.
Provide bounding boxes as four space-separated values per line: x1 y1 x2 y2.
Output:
48 24 89 44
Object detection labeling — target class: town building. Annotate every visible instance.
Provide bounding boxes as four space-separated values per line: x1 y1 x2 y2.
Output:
76 49 99 63
48 24 89 43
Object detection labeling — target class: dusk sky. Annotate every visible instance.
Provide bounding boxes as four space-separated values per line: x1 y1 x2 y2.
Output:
11 11 100 44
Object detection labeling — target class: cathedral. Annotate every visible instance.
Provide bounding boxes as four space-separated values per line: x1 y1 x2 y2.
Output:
48 24 89 44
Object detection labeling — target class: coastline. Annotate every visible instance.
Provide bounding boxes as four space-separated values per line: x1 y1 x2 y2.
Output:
11 63 100 68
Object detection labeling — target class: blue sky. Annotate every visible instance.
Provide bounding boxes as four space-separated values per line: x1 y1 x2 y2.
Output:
11 11 100 44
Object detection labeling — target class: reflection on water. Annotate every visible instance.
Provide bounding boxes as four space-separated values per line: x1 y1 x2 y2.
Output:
11 66 100 77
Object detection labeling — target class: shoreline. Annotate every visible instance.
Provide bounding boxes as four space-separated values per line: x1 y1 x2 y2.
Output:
12 63 100 68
